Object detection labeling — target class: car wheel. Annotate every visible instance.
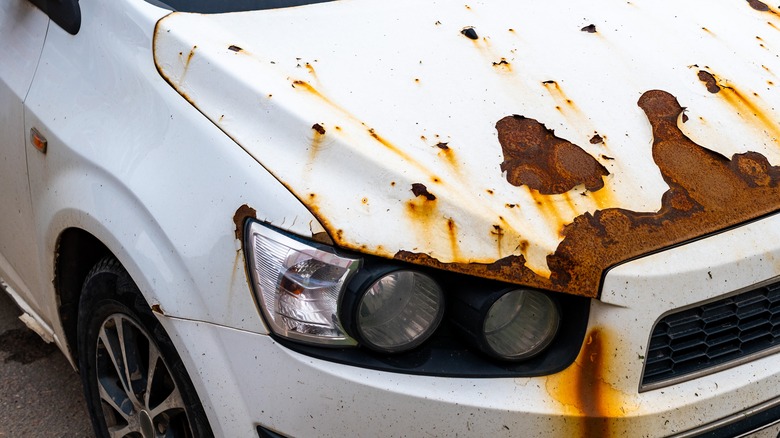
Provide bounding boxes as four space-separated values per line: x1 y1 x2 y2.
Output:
77 257 212 438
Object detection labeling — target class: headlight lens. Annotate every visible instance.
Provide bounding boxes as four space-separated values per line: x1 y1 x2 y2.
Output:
353 271 445 353
483 290 559 360
246 221 360 346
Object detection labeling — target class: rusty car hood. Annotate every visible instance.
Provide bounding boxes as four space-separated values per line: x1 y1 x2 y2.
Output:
153 0 780 298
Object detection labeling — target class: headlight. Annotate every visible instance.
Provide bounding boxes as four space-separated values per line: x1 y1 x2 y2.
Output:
449 287 560 361
246 221 360 346
340 269 445 353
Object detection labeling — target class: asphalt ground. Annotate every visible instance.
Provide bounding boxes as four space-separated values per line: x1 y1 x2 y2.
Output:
0 288 93 437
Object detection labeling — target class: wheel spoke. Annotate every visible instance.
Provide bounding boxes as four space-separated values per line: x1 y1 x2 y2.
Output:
98 318 134 408
98 377 133 419
118 318 147 406
143 346 161 408
149 388 185 421
107 423 135 438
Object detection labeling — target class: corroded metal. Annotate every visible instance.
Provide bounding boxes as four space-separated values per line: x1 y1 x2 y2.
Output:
401 90 780 297
497 115 609 195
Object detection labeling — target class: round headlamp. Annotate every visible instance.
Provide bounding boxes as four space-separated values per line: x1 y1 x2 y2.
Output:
450 287 560 361
342 269 445 353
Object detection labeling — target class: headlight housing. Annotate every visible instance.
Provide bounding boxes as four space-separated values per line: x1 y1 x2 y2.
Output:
244 220 581 375
246 221 360 346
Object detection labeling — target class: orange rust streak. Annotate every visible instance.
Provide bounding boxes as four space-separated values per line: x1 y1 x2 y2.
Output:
719 85 780 141
546 329 628 437
291 80 433 174
529 190 566 237
446 218 461 259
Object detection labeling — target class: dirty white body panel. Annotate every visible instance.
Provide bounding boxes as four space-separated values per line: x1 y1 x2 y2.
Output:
0 0 779 436
154 0 780 279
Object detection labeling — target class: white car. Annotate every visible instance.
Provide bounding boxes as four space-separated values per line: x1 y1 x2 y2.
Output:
3 0 780 436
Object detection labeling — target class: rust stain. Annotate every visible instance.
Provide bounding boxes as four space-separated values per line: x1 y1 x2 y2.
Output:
397 90 780 298
178 46 197 83
491 224 505 257
546 329 631 436
411 183 437 201
309 123 326 161
447 218 460 259
497 115 609 195
233 204 257 241
529 190 567 237
697 70 780 140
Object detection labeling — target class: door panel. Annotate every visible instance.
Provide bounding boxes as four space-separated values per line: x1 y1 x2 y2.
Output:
0 0 49 312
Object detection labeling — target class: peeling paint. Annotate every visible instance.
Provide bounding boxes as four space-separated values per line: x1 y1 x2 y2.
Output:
497 115 609 195
233 204 257 241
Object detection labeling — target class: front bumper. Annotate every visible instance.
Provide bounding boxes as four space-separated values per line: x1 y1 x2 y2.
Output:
163 212 780 438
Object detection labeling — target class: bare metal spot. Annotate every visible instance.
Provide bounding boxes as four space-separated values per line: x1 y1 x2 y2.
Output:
497 116 609 195
411 183 436 201
581 24 597 33
698 70 721 93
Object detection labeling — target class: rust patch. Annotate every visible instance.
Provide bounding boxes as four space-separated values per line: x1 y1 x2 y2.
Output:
497 115 609 195
228 45 243 52
397 90 780 298
436 142 450 150
581 24 597 33
233 204 257 241
748 0 770 11
697 70 721 93
411 183 437 201
312 123 326 135
589 134 604 145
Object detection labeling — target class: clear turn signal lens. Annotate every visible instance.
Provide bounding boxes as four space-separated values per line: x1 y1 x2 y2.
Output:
246 221 360 346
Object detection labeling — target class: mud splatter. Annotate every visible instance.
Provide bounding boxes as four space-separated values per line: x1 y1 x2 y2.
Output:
0 329 56 364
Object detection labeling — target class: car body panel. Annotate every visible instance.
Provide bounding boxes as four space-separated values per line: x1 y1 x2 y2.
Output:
154 0 780 298
163 211 780 438
0 0 49 317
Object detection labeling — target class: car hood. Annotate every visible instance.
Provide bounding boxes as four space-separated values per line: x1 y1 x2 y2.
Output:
153 0 780 298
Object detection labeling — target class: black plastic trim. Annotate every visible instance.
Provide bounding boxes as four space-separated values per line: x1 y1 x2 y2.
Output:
146 0 334 13
29 0 81 35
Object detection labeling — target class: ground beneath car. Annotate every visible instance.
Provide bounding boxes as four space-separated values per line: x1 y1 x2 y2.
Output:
0 288 92 437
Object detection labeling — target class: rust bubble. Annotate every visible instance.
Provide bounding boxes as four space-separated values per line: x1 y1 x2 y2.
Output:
411 183 437 201
748 0 770 11
497 115 609 195
581 24 597 33
698 70 721 93
233 204 257 241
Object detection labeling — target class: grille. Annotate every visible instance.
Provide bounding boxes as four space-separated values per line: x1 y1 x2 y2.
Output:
642 281 780 388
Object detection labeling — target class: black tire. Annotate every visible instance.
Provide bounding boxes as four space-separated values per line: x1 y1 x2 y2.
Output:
77 257 213 438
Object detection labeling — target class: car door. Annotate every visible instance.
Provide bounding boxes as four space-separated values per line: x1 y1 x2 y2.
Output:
0 0 50 314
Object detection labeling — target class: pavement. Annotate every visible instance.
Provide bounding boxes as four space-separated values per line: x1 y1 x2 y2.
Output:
0 287 93 437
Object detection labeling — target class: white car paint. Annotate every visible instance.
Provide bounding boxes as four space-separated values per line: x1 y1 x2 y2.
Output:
1 0 780 436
